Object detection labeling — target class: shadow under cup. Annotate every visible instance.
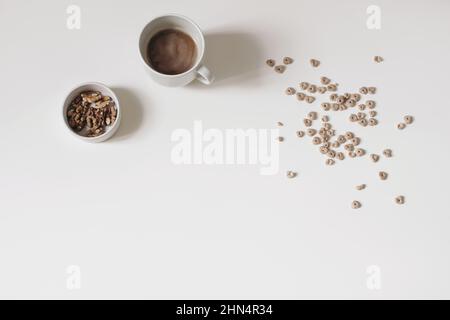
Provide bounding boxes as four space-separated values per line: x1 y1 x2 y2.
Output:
139 15 206 86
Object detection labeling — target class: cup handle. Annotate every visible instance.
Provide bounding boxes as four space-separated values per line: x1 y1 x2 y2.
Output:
196 65 214 85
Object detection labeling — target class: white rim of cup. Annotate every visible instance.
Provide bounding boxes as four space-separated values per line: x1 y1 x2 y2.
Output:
62 82 121 141
139 14 205 78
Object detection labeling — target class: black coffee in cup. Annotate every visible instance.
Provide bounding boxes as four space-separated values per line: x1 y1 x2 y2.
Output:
147 29 197 75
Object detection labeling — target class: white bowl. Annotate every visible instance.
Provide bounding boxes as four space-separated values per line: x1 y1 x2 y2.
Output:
62 82 121 143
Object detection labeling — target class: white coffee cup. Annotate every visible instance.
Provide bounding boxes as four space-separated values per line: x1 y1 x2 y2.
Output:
139 14 214 87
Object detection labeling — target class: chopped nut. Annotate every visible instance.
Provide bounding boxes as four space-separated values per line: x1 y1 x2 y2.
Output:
296 130 305 138
369 110 377 117
266 59 276 67
277 136 284 142
327 84 337 91
379 171 388 180
344 143 354 151
351 93 361 101
320 76 331 85
75 105 83 113
352 200 361 209
370 154 380 162
351 137 360 146
374 56 384 63
308 111 318 120
323 122 332 130
330 93 338 101
404 115 414 124
345 99 356 108
336 152 345 160
94 100 110 109
383 149 393 157
397 123 406 130
344 131 354 139
286 87 296 95
307 84 317 93
368 87 377 94
359 119 368 127
89 127 104 137
312 137 322 145
81 92 102 103
327 150 336 158
307 128 317 136
283 57 294 65
355 148 365 157
322 142 331 148
321 115 329 122
358 104 366 111
304 118 313 127
310 58 320 67
366 100 376 109
349 114 358 122
318 86 327 94
321 102 331 111
356 184 366 190
110 104 117 117
351 200 361 209
325 159 335 166
274 65 286 73
368 118 378 126
286 170 297 178
277 121 284 127
300 82 309 90
348 151 356 158
337 135 346 144
305 96 315 104
319 146 329 154
395 195 405 204
359 87 368 95
296 92 306 101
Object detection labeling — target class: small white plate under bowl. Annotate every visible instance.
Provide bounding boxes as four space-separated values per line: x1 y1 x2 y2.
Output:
62 82 121 143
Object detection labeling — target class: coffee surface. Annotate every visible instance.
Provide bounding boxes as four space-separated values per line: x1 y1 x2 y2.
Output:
147 29 197 75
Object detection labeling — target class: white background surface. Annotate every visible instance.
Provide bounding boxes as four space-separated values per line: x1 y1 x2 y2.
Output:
1 0 450 299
